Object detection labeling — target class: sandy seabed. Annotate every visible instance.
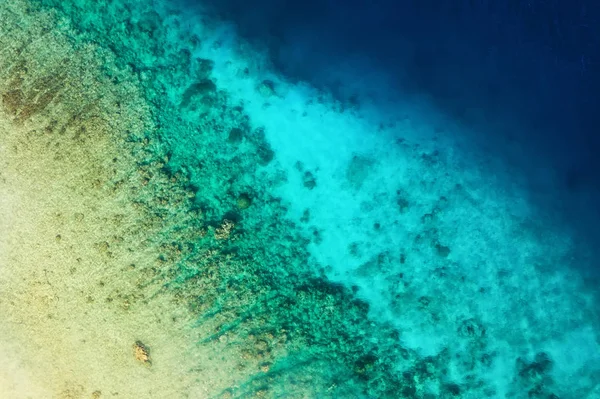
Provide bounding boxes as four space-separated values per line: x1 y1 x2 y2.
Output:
0 2 246 397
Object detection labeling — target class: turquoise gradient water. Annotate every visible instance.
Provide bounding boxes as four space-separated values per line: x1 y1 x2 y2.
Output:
16 0 600 397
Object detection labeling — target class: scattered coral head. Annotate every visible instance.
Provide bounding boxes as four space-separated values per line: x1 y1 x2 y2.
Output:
214 219 235 240
133 340 151 365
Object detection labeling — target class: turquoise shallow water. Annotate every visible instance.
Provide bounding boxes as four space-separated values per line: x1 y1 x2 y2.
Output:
5 0 600 397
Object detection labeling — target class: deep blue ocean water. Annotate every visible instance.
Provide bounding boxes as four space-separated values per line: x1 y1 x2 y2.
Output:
191 0 600 256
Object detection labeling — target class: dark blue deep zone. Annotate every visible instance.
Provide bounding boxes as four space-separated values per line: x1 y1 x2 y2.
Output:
182 0 600 271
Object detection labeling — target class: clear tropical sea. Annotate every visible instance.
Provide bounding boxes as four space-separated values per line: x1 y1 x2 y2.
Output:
0 1 599 398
